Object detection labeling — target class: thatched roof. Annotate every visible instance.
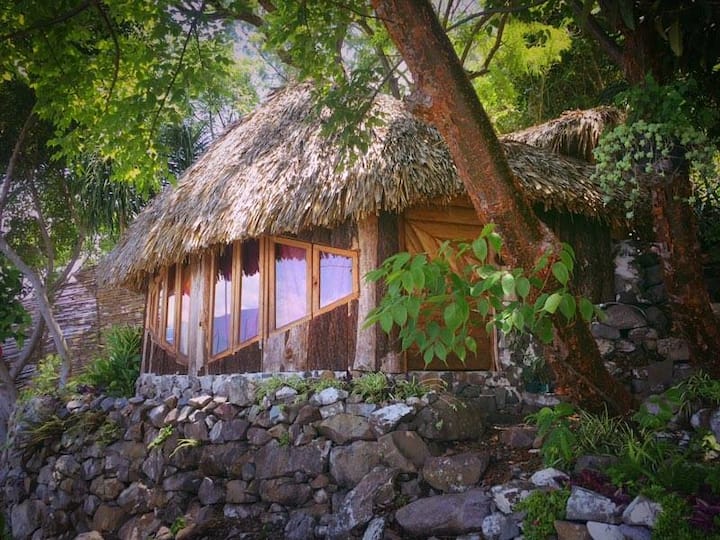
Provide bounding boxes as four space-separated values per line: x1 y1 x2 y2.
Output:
100 84 621 290
504 107 624 162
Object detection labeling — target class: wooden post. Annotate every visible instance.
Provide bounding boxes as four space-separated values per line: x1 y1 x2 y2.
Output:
354 214 378 371
188 253 206 376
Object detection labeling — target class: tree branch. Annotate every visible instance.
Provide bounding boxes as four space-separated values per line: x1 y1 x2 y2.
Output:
447 0 549 32
570 0 623 69
10 314 46 381
466 13 508 79
459 14 491 66
28 177 55 277
356 19 401 98
0 109 35 220
0 2 92 42
92 0 121 110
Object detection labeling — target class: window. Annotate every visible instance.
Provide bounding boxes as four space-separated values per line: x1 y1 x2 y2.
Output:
315 246 356 311
209 239 263 359
147 261 191 357
273 240 310 329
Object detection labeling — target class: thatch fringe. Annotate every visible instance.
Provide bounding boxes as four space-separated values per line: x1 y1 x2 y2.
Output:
504 107 625 162
99 84 623 290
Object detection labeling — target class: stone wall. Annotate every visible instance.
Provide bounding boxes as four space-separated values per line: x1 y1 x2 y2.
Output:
1 373 522 540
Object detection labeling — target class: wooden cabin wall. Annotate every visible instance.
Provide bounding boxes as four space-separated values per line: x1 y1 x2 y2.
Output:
535 207 615 303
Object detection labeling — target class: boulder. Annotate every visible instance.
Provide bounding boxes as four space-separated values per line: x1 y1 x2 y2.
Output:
565 487 622 524
310 387 348 406
586 521 624 540
10 500 46 539
414 397 485 441
92 504 126 533
326 467 397 539
362 517 385 540
284 511 316 540
481 512 520 540
554 520 591 540
490 481 534 514
330 441 381 487
530 468 569 489
619 524 652 540
368 403 414 435
316 414 374 444
254 440 329 479
422 452 489 492
657 338 690 362
198 477 225 505
395 489 490 537
622 496 662 528
499 426 536 449
378 431 430 473
259 478 312 506
602 304 646 330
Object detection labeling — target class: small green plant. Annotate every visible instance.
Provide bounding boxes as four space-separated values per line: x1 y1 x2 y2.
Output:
310 377 347 393
148 425 174 451
652 492 706 540
170 517 186 536
77 325 142 397
352 372 390 403
392 376 431 400
255 375 310 403
575 407 634 457
526 403 577 468
18 354 63 402
277 431 291 447
517 487 570 540
170 437 201 458
95 418 122 446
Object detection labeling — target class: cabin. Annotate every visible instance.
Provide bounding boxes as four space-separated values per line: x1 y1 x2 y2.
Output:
99 84 625 378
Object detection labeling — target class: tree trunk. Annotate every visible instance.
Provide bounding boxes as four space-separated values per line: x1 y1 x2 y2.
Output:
372 0 635 413
651 172 720 375
0 237 72 385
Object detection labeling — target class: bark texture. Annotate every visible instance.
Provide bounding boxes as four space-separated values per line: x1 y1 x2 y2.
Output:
372 0 634 413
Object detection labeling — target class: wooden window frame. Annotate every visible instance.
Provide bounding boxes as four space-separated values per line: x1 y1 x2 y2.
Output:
268 237 312 334
208 240 263 363
312 244 359 316
146 262 190 362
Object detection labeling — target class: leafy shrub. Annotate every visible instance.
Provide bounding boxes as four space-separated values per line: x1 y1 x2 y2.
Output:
78 325 142 397
516 487 570 540
526 403 577 468
255 375 311 403
19 354 63 402
351 372 390 403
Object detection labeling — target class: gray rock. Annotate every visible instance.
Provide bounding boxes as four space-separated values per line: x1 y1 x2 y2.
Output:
198 477 225 505
275 386 299 401
378 431 430 472
316 413 374 444
226 480 257 504
645 284 667 304
330 441 381 487
92 504 126 533
603 304 647 330
117 482 152 513
284 511 316 540
586 521 624 540
490 481 534 514
369 403 414 435
90 477 125 501
362 517 385 540
530 467 569 489
319 401 345 418
147 404 168 428
54 455 81 477
414 397 486 441
247 427 273 446
310 387 348 406
566 486 622 524
74 532 105 540
657 338 690 362
254 440 329 479
11 500 46 539
622 496 662 528
554 520 591 540
141 450 164 484
619 524 652 540
162 471 201 492
346 402 378 418
326 466 397 539
423 452 489 492
690 408 712 431
481 513 520 540
590 323 620 340
574 455 618 474
710 408 720 441
183 419 208 441
295 404 322 425
260 477 312 505
645 306 669 335
499 426 536 449
395 488 490 537
226 375 256 406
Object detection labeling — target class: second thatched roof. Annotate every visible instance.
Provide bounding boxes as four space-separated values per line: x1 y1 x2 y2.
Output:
100 83 621 290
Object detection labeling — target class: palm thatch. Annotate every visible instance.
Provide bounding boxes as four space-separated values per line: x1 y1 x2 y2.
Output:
504 106 625 162
100 83 623 290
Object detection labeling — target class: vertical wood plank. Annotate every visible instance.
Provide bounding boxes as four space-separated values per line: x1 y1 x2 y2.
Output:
354 214 378 371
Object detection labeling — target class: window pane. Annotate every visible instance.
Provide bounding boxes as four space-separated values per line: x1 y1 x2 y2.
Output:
156 279 165 331
178 262 191 355
239 239 260 342
275 243 308 328
165 266 176 344
212 245 233 355
319 251 354 308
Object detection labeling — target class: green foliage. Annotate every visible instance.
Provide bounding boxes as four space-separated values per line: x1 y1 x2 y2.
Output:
19 408 114 455
526 403 577 468
653 493 707 540
148 425 174 451
392 377 434 400
77 325 142 397
593 76 719 219
170 438 201 458
277 431 291 448
170 517 186 536
255 375 311 403
0 258 30 346
18 355 63 402
0 2 254 189
516 487 570 540
351 372 390 404
575 408 634 457
365 227 596 366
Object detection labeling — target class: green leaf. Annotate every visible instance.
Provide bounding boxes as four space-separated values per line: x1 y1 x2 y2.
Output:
516 276 531 299
543 292 563 314
477 297 490 317
579 298 594 322
558 294 576 319
552 262 569 286
380 312 393 333
472 237 488 262
391 304 408 326
501 273 515 297
465 336 477 353
443 303 463 330
488 232 502 253
423 346 435 366
668 19 683 57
